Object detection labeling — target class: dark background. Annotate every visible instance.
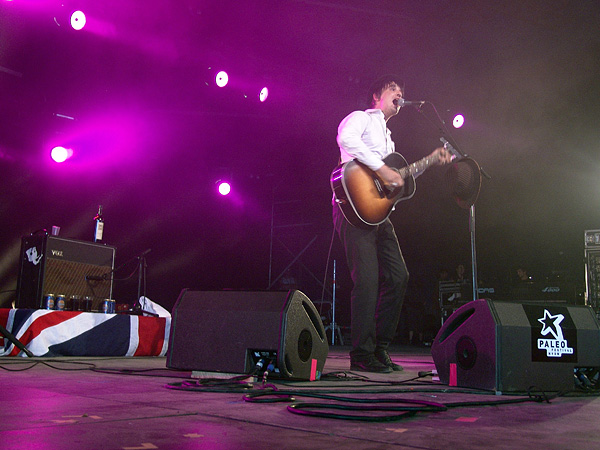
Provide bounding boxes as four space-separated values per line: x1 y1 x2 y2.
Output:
1 1 599 337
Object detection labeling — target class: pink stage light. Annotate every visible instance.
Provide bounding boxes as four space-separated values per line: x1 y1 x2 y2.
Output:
51 146 73 163
215 71 229 88
453 114 465 129
70 10 86 30
259 87 269 102
218 181 231 196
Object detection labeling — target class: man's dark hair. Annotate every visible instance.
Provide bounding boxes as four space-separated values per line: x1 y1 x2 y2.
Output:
367 74 405 108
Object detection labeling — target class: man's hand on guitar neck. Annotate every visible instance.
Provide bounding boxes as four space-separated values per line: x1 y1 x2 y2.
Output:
375 164 405 189
431 146 454 165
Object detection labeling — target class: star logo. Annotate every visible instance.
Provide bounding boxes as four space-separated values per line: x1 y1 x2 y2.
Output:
538 309 564 340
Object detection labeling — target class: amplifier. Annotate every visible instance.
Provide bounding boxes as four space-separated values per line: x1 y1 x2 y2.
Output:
16 235 116 310
585 248 600 313
439 281 499 306
585 229 600 248
509 281 576 304
585 230 600 314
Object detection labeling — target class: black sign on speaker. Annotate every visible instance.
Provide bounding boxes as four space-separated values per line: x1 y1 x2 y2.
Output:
16 234 116 310
431 299 600 393
166 289 329 381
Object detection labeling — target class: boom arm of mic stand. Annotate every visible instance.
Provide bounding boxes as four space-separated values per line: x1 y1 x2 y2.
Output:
412 102 489 303
414 103 491 180
85 250 149 282
108 248 153 281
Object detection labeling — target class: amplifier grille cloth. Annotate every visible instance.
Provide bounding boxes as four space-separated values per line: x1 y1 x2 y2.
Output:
45 259 112 310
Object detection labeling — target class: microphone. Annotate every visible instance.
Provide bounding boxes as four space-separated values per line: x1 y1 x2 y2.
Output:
85 274 106 281
394 98 426 107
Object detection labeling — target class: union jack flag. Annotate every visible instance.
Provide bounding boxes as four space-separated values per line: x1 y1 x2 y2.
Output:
0 308 170 357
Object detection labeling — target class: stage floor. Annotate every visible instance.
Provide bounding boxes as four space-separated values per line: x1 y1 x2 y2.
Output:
1 346 599 450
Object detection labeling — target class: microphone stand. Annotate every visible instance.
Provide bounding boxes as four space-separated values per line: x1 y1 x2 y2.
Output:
84 249 149 282
332 259 337 345
128 249 158 317
468 203 479 302
0 323 34 357
87 249 157 316
411 102 491 301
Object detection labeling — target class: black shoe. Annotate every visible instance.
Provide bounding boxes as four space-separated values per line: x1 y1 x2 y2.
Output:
350 355 393 373
374 349 404 371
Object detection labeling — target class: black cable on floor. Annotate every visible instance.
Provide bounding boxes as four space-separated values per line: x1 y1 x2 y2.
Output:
90 367 193 379
0 360 97 371
0 361 41 371
287 403 418 422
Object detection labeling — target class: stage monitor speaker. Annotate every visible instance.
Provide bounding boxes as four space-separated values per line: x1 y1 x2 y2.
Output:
431 299 600 392
16 234 115 310
166 289 329 380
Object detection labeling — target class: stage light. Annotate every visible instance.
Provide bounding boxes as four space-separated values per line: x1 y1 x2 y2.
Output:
51 146 73 163
217 181 231 196
259 87 269 102
453 114 465 129
215 71 228 88
70 10 86 30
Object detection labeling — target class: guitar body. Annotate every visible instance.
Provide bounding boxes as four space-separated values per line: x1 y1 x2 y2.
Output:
331 152 416 228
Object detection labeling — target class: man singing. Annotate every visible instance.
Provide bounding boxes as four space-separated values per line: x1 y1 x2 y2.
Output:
333 75 453 373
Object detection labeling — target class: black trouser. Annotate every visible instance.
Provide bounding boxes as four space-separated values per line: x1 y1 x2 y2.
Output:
333 205 409 359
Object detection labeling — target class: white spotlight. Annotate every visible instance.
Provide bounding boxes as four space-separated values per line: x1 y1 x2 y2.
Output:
51 146 73 163
452 114 465 129
215 71 229 88
259 87 269 102
70 10 86 31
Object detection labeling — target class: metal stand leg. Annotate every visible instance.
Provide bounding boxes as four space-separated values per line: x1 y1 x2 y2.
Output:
127 249 158 317
324 260 344 346
0 324 34 357
470 204 479 301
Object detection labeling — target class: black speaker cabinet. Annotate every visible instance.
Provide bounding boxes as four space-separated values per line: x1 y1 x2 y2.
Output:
166 289 329 380
431 299 600 392
16 234 115 310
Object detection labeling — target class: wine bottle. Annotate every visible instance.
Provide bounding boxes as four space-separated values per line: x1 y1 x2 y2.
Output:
93 205 104 242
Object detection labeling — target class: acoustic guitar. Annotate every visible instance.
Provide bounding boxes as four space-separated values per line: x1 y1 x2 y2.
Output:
330 138 457 228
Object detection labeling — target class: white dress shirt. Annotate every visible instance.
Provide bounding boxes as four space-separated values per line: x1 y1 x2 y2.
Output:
337 109 395 171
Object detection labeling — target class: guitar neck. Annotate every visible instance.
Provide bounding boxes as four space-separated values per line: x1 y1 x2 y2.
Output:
397 153 439 179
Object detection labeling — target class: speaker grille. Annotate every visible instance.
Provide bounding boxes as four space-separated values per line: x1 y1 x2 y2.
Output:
45 258 112 308
297 329 313 362
456 336 477 370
